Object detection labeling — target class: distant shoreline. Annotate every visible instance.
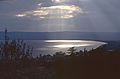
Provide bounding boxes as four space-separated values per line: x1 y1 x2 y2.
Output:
0 32 120 41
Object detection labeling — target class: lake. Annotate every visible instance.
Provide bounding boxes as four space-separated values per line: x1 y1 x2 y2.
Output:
25 40 106 56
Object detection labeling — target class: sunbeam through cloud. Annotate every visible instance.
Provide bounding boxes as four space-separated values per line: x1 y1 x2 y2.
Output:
16 4 83 20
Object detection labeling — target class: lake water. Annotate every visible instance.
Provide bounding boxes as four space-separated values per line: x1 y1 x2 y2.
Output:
25 40 106 56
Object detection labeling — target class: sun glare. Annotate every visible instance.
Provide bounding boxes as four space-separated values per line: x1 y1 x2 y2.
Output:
52 0 62 3
45 40 94 43
16 14 26 17
52 44 93 48
45 40 107 48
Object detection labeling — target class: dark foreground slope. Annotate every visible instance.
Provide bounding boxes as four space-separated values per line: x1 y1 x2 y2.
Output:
52 53 120 79
51 46 120 79
0 47 120 79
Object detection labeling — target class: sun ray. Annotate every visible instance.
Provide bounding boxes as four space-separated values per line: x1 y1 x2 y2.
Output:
15 5 83 20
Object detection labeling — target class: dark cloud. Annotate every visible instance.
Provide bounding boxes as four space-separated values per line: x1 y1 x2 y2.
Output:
0 0 6 1
0 0 11 1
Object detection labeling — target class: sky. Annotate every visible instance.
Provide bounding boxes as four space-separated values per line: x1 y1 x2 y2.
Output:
0 0 120 32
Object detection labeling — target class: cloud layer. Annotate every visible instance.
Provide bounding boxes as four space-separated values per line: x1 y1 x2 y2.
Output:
16 4 83 19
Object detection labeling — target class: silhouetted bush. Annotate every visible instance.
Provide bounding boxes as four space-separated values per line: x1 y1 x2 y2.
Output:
0 29 33 63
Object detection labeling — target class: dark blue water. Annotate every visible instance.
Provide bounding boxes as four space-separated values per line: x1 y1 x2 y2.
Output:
0 32 120 41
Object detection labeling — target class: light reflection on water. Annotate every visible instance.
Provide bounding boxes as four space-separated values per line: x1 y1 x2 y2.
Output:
26 40 107 56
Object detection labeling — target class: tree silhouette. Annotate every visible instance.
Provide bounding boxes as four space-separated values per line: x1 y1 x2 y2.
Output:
54 51 65 58
67 47 77 55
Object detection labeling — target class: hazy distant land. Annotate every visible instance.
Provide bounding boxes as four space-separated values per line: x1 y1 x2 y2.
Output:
0 32 120 41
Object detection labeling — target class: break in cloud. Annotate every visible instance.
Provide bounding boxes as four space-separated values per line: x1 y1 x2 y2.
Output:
15 0 84 20
15 5 83 19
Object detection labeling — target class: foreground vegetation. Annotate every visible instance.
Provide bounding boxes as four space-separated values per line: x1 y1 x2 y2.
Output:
0 29 120 79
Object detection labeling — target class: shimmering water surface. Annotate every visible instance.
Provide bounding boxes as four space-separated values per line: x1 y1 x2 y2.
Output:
25 40 106 56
